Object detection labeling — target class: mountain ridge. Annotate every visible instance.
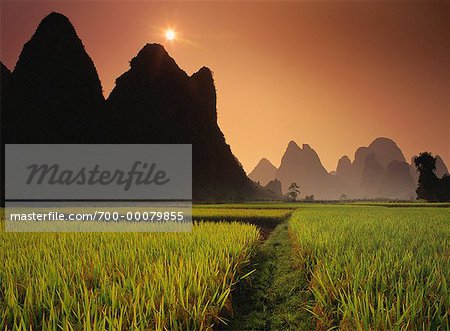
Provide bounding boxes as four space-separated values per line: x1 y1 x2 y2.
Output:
1 12 270 202
249 137 448 200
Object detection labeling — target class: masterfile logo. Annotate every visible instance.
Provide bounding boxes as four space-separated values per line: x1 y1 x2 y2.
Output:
4 144 192 232
6 144 191 200
25 161 170 191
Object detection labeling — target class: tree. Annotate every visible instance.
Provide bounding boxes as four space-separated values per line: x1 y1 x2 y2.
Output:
340 193 348 201
413 152 450 202
304 194 315 202
285 182 300 201
414 152 439 201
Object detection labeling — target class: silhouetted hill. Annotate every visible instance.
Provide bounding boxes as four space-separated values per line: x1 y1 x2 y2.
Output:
277 141 328 182
380 160 415 199
351 147 371 184
1 62 11 89
107 44 217 143
106 43 261 200
1 62 11 127
341 138 405 189
336 155 352 178
435 156 449 178
333 137 416 199
0 63 11 207
248 158 277 186
263 179 282 197
253 137 439 200
275 141 342 199
5 12 105 143
367 137 406 168
1 12 267 202
360 153 385 195
338 138 416 199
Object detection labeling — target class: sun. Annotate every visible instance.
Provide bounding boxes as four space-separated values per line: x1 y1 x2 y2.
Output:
165 29 176 41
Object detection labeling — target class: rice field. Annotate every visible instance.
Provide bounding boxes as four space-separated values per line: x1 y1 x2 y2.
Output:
1 204 448 330
289 206 450 330
0 220 260 330
193 207 291 223
194 203 299 210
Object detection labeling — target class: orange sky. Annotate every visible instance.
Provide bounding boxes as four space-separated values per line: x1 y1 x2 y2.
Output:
1 1 449 173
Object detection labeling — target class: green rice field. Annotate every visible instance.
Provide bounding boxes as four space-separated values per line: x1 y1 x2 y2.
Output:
0 203 449 330
290 206 449 330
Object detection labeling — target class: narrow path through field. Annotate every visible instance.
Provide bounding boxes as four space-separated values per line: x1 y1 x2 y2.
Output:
221 219 313 330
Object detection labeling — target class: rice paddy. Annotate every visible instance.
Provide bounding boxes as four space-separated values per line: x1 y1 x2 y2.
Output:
290 205 449 330
0 221 260 330
1 203 448 330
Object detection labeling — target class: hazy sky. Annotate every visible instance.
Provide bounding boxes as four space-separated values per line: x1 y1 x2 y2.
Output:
1 1 449 172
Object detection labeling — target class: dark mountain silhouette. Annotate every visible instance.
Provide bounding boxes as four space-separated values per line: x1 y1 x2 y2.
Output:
5 12 105 144
248 158 277 186
1 62 11 89
0 63 12 206
1 12 268 202
106 43 262 200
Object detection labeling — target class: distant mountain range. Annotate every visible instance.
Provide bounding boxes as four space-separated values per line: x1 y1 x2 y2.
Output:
249 137 449 200
1 12 274 202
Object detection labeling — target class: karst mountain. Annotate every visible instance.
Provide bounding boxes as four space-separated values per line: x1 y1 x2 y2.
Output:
249 137 448 200
1 12 272 202
248 158 277 186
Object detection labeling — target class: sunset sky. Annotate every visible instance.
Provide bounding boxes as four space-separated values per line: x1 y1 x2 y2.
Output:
1 1 449 173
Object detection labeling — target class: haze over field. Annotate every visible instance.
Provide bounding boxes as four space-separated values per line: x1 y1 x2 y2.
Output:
2 1 449 172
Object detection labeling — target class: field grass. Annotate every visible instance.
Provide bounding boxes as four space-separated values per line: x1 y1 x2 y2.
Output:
1 204 448 330
193 203 299 210
289 206 450 330
350 202 450 208
193 207 291 225
0 220 260 330
225 221 314 330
